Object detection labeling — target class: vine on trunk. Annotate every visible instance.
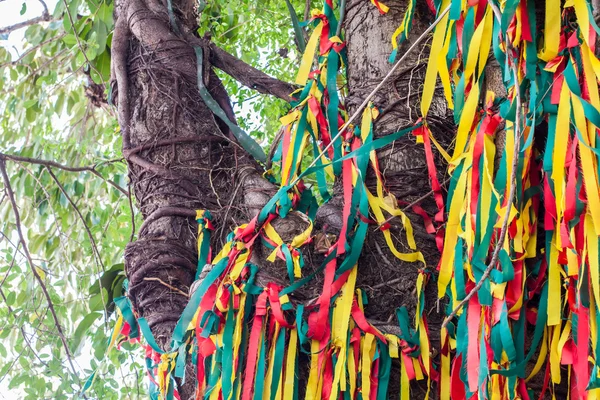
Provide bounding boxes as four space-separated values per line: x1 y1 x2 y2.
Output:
100 0 600 399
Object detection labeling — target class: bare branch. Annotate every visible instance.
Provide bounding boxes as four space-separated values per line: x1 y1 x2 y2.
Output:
0 152 128 195
207 42 297 101
142 277 189 297
0 159 81 386
38 0 49 15
0 12 53 35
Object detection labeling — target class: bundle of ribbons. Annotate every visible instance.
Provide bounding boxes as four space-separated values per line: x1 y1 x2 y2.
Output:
105 0 600 399
417 0 600 398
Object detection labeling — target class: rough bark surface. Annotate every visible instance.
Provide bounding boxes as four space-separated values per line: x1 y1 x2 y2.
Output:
115 0 252 365
113 0 489 398
344 0 451 319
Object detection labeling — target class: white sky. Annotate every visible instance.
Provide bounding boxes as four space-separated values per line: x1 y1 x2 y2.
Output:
0 0 60 56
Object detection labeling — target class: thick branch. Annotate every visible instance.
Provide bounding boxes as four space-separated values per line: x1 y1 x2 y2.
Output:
111 6 132 148
208 43 297 101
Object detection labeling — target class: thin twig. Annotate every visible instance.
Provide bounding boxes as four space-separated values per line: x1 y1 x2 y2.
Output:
0 11 53 35
142 277 189 297
0 159 82 389
373 240 395 270
370 276 404 290
0 153 127 195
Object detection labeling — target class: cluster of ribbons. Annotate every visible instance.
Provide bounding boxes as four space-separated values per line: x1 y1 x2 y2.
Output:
417 0 600 398
106 1 437 399
105 0 600 399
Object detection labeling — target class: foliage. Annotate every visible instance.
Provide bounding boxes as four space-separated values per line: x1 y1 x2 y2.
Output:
0 0 305 397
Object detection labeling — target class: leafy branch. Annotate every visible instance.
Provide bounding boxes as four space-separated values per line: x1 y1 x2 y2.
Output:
0 158 83 392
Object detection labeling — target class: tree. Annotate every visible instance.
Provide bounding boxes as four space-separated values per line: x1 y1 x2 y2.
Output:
1 0 600 399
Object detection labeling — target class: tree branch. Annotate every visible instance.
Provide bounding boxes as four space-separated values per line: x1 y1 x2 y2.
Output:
207 42 297 101
0 159 82 389
38 0 49 16
0 152 128 195
0 34 66 68
0 7 53 35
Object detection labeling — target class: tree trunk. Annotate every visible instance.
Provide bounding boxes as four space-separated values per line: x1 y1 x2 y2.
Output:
344 0 451 331
114 0 454 398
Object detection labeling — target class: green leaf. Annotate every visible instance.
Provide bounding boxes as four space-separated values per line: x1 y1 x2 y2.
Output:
284 0 306 53
71 312 101 355
89 290 108 312
90 50 110 84
63 34 78 46
5 291 15 307
97 2 113 28
23 99 38 109
92 19 108 55
20 2 26 15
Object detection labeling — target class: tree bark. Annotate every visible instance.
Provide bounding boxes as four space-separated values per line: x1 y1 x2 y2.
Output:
114 0 455 398
114 0 253 359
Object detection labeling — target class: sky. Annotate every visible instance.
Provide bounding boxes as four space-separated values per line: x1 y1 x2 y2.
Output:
0 0 60 56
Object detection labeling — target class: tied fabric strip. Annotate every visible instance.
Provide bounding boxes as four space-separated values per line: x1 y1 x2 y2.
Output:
99 2 434 400
423 0 600 397
97 0 600 399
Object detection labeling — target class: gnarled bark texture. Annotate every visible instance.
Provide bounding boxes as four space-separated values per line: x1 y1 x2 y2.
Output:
113 0 476 398
115 0 255 366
